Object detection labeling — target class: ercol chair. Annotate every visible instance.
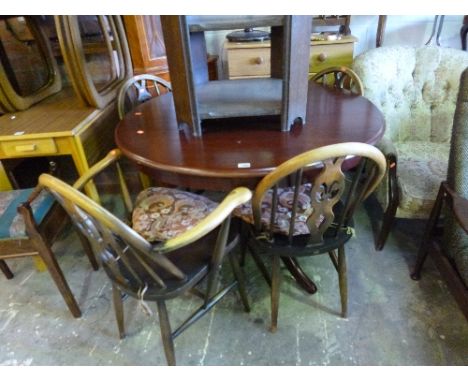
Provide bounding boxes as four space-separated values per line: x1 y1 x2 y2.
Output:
116 74 172 120
411 67 468 320
0 174 99 318
234 142 386 331
38 149 252 366
310 66 364 96
116 74 172 188
352 46 468 250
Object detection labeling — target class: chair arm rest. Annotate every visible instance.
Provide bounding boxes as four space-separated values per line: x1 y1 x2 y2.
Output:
153 187 252 254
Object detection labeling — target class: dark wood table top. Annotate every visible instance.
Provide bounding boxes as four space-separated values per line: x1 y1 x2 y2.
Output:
115 81 385 190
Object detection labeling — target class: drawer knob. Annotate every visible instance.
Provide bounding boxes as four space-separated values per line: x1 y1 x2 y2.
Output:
317 53 327 62
254 57 264 65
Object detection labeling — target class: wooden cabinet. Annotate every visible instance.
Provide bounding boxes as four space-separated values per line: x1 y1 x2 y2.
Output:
225 35 357 79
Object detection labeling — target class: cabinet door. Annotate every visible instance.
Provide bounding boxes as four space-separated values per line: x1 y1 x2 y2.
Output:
123 16 169 81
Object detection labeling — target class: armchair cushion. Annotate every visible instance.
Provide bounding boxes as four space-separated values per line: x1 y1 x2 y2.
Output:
0 188 55 239
132 187 218 242
234 184 316 236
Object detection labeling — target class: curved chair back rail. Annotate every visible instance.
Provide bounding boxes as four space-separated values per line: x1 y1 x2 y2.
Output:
117 74 172 120
310 66 364 96
251 142 386 244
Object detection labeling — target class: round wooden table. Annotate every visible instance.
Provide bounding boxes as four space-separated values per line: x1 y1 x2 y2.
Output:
115 81 385 191
115 81 385 295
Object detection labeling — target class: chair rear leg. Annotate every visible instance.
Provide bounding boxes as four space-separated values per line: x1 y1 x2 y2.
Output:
19 203 81 318
228 252 250 312
112 284 125 339
76 229 99 271
156 300 176 366
338 245 348 318
376 203 397 250
248 243 272 287
0 260 14 279
270 255 282 332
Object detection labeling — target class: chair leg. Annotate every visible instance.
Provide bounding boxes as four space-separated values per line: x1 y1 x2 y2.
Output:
375 203 397 251
112 284 125 339
239 222 248 267
228 252 250 312
338 245 348 318
270 255 282 332
247 243 272 287
76 229 99 271
411 183 445 280
0 260 14 279
18 203 81 318
156 300 176 366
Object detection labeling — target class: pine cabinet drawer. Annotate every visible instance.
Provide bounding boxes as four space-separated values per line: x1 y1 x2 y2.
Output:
227 47 271 78
1 138 57 157
309 43 354 73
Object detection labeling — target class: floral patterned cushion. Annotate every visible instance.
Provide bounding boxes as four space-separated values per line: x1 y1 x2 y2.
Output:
132 187 219 242
234 184 315 236
0 188 55 239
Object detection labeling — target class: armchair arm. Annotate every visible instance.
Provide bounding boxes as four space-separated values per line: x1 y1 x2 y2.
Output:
153 187 252 254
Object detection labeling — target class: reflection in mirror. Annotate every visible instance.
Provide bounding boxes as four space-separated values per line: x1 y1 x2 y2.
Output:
0 16 50 96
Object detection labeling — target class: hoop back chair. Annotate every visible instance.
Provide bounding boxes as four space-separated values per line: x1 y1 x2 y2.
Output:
235 142 386 331
116 74 172 188
310 66 364 96
117 74 172 120
38 151 252 366
0 170 98 318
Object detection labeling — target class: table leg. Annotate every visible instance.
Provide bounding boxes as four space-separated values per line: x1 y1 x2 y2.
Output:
281 257 318 294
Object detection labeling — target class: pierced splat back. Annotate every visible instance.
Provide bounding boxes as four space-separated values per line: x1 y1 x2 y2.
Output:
251 142 386 247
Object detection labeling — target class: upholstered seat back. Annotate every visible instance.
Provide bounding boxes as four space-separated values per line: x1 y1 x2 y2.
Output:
353 46 468 144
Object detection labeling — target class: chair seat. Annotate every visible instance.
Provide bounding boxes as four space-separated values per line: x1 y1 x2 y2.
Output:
132 187 219 242
0 188 55 239
394 142 449 218
234 183 317 236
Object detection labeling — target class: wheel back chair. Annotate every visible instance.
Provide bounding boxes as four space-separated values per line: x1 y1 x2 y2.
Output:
411 67 468 320
37 148 252 365
116 74 172 189
0 166 99 318
353 46 468 250
310 66 364 96
234 142 386 331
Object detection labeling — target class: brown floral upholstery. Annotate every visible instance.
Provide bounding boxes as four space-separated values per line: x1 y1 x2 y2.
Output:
234 184 316 236
132 187 218 242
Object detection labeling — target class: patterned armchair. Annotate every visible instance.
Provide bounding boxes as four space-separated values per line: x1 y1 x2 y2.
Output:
353 46 468 249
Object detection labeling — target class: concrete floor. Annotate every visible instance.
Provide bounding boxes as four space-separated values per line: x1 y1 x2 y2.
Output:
1 202 467 366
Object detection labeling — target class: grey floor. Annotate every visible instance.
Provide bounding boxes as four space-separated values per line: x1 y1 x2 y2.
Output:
1 202 467 366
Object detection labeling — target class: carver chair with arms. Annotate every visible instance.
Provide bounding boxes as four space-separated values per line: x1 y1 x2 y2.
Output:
310 66 364 96
235 142 386 331
352 46 468 250
38 149 252 366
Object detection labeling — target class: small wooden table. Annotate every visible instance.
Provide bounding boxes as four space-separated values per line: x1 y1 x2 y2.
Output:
115 81 385 294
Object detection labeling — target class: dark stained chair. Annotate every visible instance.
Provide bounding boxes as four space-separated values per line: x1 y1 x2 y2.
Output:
411 67 468 320
310 66 364 96
0 181 99 318
37 149 252 365
116 74 172 189
235 142 386 331
116 74 172 120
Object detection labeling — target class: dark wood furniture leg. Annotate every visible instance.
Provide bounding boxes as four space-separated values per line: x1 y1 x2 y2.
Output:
0 260 14 279
19 203 82 318
281 257 318 294
461 15 468 51
375 154 399 250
